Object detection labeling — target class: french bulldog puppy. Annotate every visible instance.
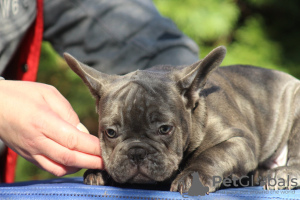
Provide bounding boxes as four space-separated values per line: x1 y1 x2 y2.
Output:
64 46 300 193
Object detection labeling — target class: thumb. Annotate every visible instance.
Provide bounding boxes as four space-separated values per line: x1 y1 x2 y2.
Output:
41 85 80 126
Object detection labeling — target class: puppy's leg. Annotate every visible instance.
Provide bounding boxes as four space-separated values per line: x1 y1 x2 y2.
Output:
264 117 300 190
170 134 258 193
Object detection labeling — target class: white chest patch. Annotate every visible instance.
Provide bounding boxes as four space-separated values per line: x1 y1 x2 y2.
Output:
264 144 288 169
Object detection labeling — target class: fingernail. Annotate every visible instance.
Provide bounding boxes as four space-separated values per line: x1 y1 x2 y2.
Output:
77 123 90 134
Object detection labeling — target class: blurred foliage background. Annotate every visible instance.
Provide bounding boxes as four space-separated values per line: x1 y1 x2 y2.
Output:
15 0 300 182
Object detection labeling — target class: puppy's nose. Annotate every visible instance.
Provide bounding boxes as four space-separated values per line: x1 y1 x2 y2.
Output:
127 147 147 165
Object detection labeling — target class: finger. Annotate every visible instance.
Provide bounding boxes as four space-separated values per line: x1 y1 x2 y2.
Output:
35 136 103 169
36 111 101 156
32 154 80 176
42 86 80 126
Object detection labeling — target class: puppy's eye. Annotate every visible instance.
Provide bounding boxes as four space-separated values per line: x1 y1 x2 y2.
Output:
105 129 117 138
158 125 173 135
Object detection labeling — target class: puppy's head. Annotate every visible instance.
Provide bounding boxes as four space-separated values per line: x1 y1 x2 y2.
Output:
64 46 226 184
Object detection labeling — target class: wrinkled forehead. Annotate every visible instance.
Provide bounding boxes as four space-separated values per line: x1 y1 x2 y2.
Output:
99 80 177 126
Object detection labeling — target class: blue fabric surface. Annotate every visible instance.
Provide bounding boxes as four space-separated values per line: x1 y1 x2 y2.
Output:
0 177 299 200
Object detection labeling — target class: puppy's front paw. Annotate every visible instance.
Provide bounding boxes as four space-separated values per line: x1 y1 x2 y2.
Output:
83 169 109 185
170 171 215 195
170 172 193 194
264 166 300 190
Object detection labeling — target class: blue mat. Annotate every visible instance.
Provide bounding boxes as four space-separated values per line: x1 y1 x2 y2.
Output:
0 177 299 199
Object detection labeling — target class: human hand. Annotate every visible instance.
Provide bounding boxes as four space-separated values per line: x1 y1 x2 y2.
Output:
0 80 103 176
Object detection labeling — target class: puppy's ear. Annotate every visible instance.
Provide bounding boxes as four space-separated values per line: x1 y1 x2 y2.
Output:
64 53 117 99
174 46 226 109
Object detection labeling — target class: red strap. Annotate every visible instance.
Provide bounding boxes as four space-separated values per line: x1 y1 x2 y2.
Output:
16 0 44 81
4 149 18 183
3 0 44 183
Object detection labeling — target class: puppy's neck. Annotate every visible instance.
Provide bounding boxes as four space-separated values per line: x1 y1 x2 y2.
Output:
184 95 207 155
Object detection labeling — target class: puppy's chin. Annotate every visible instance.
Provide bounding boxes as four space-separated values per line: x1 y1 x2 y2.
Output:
128 173 156 184
107 159 177 184
109 165 158 184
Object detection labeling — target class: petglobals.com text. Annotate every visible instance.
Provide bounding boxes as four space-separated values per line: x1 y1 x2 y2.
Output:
213 175 297 188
